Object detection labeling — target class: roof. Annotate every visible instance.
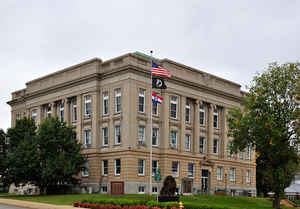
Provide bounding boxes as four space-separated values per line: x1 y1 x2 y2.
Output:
285 183 300 193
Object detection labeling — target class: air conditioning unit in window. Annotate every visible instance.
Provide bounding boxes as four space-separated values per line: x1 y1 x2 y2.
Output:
170 144 177 149
138 140 145 145
84 114 91 119
84 144 92 148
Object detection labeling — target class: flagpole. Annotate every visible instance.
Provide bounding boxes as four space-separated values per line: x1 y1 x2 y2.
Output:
149 50 153 195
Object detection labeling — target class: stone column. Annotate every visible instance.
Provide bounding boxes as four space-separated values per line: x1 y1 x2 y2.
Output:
180 96 186 152
220 107 227 158
51 102 57 117
194 100 200 153
208 103 214 156
223 107 229 159
161 91 169 151
64 99 70 126
76 95 83 144
161 91 169 179
38 105 43 124
91 92 99 148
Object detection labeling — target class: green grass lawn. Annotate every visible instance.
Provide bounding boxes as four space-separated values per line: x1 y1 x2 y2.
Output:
0 193 294 209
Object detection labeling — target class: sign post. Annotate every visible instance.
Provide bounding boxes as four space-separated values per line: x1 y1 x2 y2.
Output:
154 168 162 202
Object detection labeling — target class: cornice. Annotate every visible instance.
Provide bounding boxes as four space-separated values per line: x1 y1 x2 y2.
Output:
8 63 244 107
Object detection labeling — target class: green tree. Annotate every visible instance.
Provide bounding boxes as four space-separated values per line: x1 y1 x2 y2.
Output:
228 63 300 209
0 129 8 187
6 118 40 188
5 117 86 194
36 117 86 194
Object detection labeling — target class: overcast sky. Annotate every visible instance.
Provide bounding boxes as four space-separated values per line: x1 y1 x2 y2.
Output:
1 0 299 130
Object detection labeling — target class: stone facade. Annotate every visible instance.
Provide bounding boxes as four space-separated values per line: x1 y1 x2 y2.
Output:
7 52 256 196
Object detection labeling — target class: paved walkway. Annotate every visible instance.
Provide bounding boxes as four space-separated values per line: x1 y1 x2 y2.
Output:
0 199 76 209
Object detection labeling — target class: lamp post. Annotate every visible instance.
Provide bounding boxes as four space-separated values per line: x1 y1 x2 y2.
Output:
225 173 227 195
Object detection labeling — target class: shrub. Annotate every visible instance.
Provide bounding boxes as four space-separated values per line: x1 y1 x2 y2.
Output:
146 200 179 209
183 202 232 209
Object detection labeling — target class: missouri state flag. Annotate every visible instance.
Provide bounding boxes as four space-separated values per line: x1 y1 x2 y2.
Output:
152 61 171 78
152 93 163 104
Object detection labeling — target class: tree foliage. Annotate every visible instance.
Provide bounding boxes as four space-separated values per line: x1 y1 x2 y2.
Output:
228 63 300 208
4 117 86 194
0 129 8 186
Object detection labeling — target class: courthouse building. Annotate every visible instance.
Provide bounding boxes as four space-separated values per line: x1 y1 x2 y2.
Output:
7 52 256 196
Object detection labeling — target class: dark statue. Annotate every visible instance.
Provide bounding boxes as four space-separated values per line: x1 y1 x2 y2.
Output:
158 175 179 202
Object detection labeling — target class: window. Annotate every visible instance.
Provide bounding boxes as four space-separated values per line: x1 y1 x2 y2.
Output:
153 101 158 115
16 113 21 120
115 88 121 113
213 139 219 154
230 168 236 182
103 92 109 115
185 134 191 151
46 105 51 118
152 160 159 176
246 146 251 160
138 126 145 144
239 151 244 160
84 130 91 147
84 95 92 118
200 137 205 153
246 169 251 183
102 160 108 176
170 131 177 148
217 166 223 181
213 108 218 128
115 159 121 175
152 128 158 146
59 103 64 122
102 127 108 146
102 185 108 193
170 96 178 119
188 163 194 178
200 105 205 125
115 125 121 144
152 186 158 194
172 161 179 177
138 185 145 194
138 159 145 175
138 89 145 113
31 109 37 124
82 162 89 177
185 99 190 123
72 100 77 122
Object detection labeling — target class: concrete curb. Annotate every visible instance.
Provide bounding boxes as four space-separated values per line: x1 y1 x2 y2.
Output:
0 198 77 209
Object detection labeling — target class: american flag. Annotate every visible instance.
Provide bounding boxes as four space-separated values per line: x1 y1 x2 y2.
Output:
152 61 171 78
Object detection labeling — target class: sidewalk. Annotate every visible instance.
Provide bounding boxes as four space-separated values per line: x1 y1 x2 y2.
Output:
0 198 77 209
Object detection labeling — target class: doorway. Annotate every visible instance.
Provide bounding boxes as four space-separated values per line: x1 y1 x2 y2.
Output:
201 169 210 194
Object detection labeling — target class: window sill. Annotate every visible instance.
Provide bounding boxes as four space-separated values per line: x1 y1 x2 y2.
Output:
115 174 120 176
138 174 145 176
102 174 108 177
113 144 121 147
101 145 109 148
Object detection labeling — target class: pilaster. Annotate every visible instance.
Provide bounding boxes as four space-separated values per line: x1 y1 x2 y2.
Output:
76 95 83 144
208 103 214 156
180 96 186 152
194 100 200 153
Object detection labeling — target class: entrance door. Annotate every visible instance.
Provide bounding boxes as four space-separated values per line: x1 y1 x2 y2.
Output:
110 181 124 196
182 178 192 193
201 170 210 194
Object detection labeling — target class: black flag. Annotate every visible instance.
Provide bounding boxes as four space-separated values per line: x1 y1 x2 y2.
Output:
152 77 167 89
